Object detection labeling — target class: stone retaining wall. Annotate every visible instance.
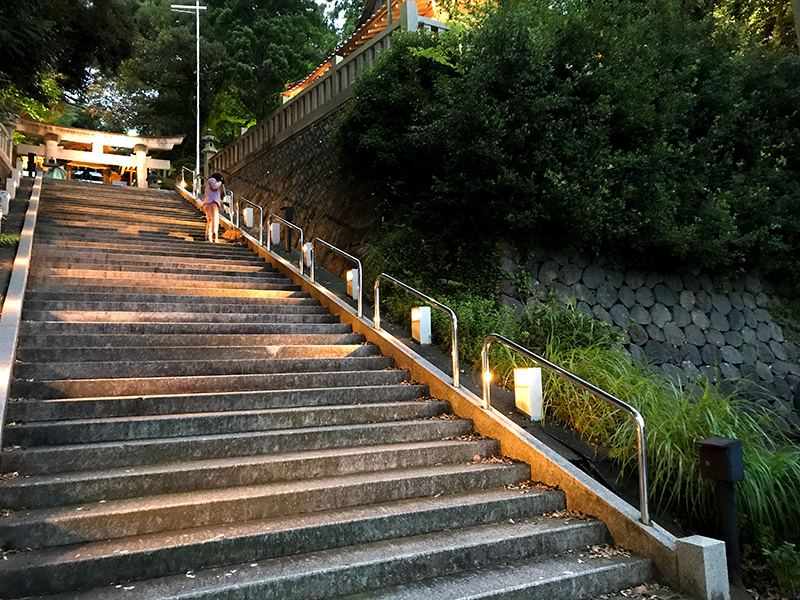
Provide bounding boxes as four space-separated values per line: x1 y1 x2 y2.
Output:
501 248 800 425
224 109 380 268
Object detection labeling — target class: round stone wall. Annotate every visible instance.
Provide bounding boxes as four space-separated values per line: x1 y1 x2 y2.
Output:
500 248 800 424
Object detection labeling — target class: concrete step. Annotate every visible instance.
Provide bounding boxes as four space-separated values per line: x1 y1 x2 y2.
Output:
22 309 340 324
28 275 301 292
339 553 652 600
34 264 283 279
20 514 611 600
26 283 307 298
31 249 271 270
34 257 275 274
23 290 319 306
6 397 436 448
15 332 365 350
6 383 430 422
0 461 529 550
15 343 377 364
19 321 351 336
2 418 471 474
0 437 487 508
21 300 326 314
11 366 408 400
0 488 562 598
32 239 262 260
15 354 394 382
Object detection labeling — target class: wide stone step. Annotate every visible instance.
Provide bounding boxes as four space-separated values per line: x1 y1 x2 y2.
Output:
28 275 300 292
15 354 394 381
16 343 376 364
26 283 306 298
22 300 327 315
0 461 529 550
2 418 471 474
0 488 563 598
11 367 408 399
339 553 652 600
16 331 365 350
5 399 445 446
32 249 271 270
22 309 339 324
33 240 261 260
0 437 487 508
34 264 282 279
23 290 319 306
23 514 610 600
6 383 430 422
19 321 350 337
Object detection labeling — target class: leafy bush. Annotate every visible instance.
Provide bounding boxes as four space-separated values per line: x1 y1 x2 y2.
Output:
336 0 800 286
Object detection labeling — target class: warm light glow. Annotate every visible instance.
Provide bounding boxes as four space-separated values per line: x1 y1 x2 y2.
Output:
483 371 493 383
514 367 532 388
411 306 419 320
347 270 354 282
178 180 186 188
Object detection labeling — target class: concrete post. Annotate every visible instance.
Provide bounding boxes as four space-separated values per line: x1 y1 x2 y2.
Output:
677 536 730 600
5 178 15 200
399 0 419 31
0 190 8 214
43 133 59 163
134 143 148 189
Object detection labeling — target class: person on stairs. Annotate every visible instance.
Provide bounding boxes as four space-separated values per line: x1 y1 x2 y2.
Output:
202 172 225 243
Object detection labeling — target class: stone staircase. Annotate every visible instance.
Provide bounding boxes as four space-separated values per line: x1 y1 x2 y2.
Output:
0 179 652 598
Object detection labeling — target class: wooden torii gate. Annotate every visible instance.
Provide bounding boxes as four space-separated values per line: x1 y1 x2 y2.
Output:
13 119 185 188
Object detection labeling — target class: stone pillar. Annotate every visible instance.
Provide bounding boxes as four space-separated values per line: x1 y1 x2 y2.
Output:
399 1 419 31
201 130 218 180
43 133 59 163
134 144 148 189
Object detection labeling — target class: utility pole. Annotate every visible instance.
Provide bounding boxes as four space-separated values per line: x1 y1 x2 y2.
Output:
171 1 206 193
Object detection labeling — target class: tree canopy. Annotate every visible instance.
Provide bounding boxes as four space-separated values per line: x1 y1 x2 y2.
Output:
335 0 800 287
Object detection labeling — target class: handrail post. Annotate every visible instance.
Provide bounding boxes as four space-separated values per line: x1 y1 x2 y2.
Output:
373 273 458 388
480 333 650 526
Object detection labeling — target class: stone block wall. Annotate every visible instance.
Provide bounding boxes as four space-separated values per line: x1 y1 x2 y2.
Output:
501 249 800 424
224 108 380 272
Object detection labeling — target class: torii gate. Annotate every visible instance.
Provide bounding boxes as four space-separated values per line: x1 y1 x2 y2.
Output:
13 119 185 188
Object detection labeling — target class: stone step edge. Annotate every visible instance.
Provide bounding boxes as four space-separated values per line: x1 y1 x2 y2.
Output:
0 488 564 598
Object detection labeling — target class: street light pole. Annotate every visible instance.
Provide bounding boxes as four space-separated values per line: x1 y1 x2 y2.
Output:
171 1 206 195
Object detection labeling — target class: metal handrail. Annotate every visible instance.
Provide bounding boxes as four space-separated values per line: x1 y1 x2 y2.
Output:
374 273 459 388
480 333 650 526
179 166 195 193
267 213 304 275
238 197 263 246
223 190 234 219
310 238 363 318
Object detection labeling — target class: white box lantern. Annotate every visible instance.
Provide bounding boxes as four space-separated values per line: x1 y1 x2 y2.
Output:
270 222 280 244
514 367 544 421
243 207 254 228
6 178 15 200
346 268 359 300
302 242 313 267
411 306 431 345
0 191 8 215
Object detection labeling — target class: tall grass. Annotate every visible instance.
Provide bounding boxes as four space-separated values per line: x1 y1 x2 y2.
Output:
361 244 800 587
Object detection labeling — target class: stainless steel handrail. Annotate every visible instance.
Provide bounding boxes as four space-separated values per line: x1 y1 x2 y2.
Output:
223 190 234 219
310 238 363 317
374 273 459 388
238 197 263 246
179 166 195 193
480 333 650 526
267 213 305 275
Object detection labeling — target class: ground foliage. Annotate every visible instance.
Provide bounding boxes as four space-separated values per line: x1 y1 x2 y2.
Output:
336 0 800 286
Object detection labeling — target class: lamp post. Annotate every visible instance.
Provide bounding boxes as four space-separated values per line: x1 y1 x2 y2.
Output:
171 1 206 193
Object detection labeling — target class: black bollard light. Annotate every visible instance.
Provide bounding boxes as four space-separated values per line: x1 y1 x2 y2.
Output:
793 382 800 412
27 153 36 176
281 205 293 252
696 436 744 586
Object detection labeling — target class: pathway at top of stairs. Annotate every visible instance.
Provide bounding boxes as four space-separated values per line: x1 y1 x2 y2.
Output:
0 179 653 599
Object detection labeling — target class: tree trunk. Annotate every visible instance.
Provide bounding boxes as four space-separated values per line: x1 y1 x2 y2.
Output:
794 0 800 49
